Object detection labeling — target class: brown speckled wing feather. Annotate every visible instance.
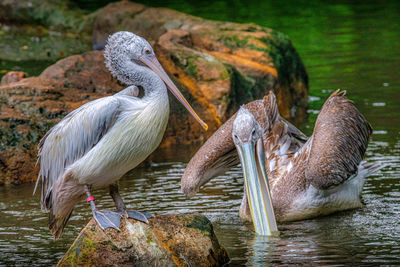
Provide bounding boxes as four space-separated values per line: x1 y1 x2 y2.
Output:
305 90 372 189
181 90 308 197
262 92 307 183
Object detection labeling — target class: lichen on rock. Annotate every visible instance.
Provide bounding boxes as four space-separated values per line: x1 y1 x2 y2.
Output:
58 214 230 267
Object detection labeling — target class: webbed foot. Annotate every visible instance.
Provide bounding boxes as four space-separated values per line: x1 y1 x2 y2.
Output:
93 210 122 229
125 210 152 223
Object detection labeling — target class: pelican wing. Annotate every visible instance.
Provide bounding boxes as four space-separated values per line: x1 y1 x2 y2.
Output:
304 90 372 189
181 100 267 197
181 112 239 197
181 91 308 197
262 92 307 182
35 95 125 210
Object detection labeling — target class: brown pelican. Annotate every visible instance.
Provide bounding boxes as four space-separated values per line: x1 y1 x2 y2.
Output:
232 107 278 235
182 90 381 229
34 31 207 239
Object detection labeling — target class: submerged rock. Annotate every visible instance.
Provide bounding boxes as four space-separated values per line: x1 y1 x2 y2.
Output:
0 1 308 184
58 214 229 267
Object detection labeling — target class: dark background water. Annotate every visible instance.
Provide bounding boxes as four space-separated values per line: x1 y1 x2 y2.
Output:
1 0 399 265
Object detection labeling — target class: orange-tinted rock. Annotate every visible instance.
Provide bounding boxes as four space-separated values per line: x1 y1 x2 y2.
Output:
0 1 308 184
57 214 229 267
0 71 26 86
0 51 120 184
85 1 308 142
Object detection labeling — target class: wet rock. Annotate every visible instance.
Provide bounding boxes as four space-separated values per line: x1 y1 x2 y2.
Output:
57 214 229 267
83 1 308 146
0 0 85 31
95 2 306 111
0 1 308 184
0 51 117 184
0 71 25 85
0 1 91 61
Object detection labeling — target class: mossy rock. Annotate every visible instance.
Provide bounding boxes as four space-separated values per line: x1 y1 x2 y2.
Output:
0 1 308 185
58 214 230 267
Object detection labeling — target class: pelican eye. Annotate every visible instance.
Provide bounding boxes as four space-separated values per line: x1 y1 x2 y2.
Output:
144 48 152 55
252 128 258 139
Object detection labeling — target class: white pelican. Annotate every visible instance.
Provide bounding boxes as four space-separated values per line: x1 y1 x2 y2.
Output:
34 31 207 240
182 90 381 232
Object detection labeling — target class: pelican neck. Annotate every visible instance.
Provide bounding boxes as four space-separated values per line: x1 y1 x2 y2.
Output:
120 60 168 101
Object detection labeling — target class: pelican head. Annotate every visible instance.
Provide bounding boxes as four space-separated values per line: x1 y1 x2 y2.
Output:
104 31 154 71
104 31 207 130
232 107 263 146
233 107 278 235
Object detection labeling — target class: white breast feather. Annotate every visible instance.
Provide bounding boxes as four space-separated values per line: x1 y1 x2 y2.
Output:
71 95 169 187
284 162 368 221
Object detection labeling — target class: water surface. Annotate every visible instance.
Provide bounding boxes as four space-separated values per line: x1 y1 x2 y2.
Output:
1 0 400 265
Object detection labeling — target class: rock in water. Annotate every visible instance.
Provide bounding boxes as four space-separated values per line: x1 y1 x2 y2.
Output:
58 214 229 267
0 71 26 86
0 1 308 185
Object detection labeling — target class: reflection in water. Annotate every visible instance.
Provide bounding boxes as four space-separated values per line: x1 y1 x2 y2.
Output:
1 0 400 265
0 140 399 265
3 148 398 265
246 234 276 265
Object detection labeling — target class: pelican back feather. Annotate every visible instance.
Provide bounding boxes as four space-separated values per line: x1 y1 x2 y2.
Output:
262 92 307 184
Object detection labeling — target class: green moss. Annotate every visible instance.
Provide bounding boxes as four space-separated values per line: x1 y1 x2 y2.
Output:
224 63 277 116
60 233 97 266
0 120 29 150
61 252 77 267
227 64 255 97
245 25 259 32
186 58 198 78
247 43 269 53
220 69 230 80
76 237 96 265
221 35 251 49
99 239 122 252
259 30 308 87
186 215 212 236
64 81 73 88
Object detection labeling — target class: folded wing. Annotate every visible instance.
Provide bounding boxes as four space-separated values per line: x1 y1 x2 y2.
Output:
35 96 124 211
305 90 372 189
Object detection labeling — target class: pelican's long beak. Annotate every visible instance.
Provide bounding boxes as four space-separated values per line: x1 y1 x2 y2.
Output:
140 55 208 131
236 138 278 235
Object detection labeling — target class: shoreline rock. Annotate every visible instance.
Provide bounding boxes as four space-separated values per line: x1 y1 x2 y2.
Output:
0 71 25 85
57 214 230 267
0 1 308 185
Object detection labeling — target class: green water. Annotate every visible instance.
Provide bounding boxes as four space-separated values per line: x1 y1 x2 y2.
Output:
1 0 400 265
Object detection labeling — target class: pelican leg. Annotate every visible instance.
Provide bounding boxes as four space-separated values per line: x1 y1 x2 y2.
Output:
109 183 152 223
109 183 126 212
84 184 121 230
